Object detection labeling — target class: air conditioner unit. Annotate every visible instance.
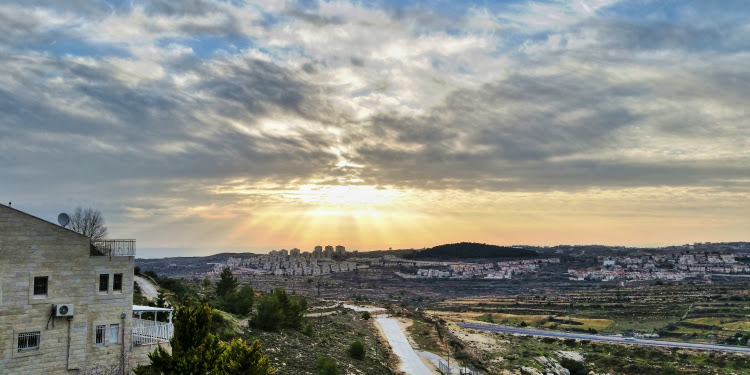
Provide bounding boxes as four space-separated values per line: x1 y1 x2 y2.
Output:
54 304 74 317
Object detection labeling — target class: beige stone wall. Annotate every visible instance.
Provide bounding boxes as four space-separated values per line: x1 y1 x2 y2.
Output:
0 205 141 374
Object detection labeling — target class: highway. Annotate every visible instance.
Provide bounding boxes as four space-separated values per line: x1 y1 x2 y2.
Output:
458 322 750 353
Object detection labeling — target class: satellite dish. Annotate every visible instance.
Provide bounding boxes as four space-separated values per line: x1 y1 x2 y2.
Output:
58 213 70 227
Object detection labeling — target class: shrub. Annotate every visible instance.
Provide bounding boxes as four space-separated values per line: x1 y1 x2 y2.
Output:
559 357 587 375
362 311 371 320
348 340 366 360
316 355 340 375
303 320 314 337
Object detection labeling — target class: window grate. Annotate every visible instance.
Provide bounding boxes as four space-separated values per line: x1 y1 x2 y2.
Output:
18 331 41 352
99 274 109 292
113 274 122 292
33 276 48 296
95 325 106 345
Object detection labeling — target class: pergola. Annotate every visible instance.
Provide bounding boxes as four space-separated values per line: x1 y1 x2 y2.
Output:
132 305 173 324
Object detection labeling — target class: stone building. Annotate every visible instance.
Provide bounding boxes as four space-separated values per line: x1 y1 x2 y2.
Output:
335 245 346 257
0 204 171 374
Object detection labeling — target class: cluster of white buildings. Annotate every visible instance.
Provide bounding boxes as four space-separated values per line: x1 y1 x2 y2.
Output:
569 252 750 282
207 246 357 277
409 258 561 280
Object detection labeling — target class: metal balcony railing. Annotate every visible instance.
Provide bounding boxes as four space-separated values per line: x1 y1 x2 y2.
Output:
132 321 173 346
92 239 136 257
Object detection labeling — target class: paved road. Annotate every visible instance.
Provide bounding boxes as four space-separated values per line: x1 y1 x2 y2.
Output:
458 323 750 353
376 316 435 375
134 275 158 300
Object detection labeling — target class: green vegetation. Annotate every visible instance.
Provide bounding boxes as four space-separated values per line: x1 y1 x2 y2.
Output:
316 355 340 375
133 298 274 375
245 309 394 374
456 326 750 374
216 267 239 298
362 310 371 320
250 287 307 331
303 320 315 337
348 340 366 360
405 242 538 260
406 319 444 355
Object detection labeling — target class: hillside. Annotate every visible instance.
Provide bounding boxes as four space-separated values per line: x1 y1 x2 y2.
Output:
404 242 538 260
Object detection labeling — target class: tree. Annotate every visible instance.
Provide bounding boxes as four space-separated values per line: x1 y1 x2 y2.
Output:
250 288 307 331
69 207 108 241
348 340 366 360
202 276 212 290
134 298 224 375
251 293 285 331
361 311 371 320
216 267 239 298
221 339 275 375
134 298 274 375
225 285 255 316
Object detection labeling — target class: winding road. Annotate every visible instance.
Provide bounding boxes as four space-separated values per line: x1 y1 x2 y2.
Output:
458 322 750 353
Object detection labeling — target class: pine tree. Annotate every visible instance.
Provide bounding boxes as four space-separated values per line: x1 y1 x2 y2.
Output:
133 298 275 375
215 267 239 298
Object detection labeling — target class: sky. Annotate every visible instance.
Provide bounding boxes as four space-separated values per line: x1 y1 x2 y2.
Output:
1 0 749 256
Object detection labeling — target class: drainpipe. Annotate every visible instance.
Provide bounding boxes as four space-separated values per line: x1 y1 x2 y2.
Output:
121 312 127 374
67 317 80 374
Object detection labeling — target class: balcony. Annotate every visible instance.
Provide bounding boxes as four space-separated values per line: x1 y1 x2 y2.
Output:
132 305 174 346
92 239 136 257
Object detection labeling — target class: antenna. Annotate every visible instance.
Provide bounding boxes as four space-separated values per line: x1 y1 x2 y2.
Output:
58 213 70 227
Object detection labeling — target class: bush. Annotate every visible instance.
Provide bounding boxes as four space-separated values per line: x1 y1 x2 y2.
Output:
361 311 371 320
303 320 314 337
316 355 340 375
559 357 587 375
250 288 307 331
348 340 366 360
223 285 255 316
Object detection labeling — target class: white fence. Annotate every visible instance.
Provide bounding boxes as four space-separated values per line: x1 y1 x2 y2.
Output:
132 323 173 346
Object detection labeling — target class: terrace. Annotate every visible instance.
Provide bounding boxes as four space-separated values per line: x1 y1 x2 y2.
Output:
92 239 136 257
132 305 173 347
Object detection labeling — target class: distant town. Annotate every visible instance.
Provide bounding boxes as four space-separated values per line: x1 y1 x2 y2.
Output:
142 241 750 286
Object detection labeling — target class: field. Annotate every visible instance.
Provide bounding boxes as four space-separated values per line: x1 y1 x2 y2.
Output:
430 283 750 343
451 324 750 374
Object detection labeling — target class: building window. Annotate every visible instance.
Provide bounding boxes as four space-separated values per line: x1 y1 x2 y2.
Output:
113 274 123 292
109 324 119 344
95 325 106 345
33 276 48 296
99 274 109 292
17 331 41 352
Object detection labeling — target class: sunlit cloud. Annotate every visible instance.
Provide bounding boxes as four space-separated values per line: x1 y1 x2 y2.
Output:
2 0 749 252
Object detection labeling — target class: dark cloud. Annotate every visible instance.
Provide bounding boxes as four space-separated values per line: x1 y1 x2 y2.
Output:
592 19 737 52
349 56 365 67
0 51 343 193
284 2 346 26
350 67 747 191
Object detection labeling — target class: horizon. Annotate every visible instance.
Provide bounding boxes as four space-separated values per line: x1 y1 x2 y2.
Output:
3 0 749 252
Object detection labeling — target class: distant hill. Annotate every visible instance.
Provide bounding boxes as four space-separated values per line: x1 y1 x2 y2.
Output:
403 242 537 260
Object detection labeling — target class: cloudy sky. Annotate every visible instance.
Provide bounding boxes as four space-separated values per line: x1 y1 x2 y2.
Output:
2 0 749 256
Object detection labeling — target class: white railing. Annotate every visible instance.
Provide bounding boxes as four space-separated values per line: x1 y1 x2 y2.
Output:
132 323 173 346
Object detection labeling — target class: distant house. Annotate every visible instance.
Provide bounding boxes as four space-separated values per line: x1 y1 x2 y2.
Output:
0 204 172 374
